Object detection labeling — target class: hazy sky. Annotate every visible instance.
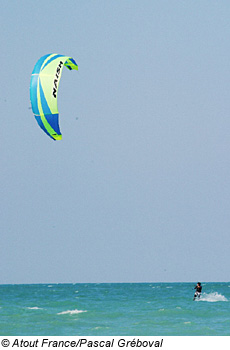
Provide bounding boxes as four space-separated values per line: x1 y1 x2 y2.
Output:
1 1 230 283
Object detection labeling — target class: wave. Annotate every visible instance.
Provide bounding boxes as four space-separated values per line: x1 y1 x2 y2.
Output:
27 307 43 310
57 309 87 315
199 292 228 302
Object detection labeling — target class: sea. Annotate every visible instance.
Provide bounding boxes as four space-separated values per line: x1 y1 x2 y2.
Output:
0 283 229 336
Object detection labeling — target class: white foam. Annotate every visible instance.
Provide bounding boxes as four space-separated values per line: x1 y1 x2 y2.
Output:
27 307 43 310
199 292 228 302
57 309 87 315
93 326 109 330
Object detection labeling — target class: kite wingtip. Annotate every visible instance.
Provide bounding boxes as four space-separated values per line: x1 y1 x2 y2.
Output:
52 134 62 141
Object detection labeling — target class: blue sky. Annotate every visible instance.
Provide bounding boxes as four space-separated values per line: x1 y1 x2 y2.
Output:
1 1 230 283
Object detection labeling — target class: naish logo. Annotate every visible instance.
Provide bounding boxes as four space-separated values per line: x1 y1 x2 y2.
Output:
53 61 63 98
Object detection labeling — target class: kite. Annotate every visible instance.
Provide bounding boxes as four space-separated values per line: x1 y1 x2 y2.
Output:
30 54 78 140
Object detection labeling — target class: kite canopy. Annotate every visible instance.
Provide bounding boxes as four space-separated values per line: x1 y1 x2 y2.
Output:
30 53 78 140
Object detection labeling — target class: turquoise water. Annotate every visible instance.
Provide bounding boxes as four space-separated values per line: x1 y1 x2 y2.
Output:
0 283 229 336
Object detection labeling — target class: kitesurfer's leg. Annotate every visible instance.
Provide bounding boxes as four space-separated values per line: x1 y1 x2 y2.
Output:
193 291 198 301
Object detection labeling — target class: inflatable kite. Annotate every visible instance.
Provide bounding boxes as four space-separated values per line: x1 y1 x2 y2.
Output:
30 54 78 140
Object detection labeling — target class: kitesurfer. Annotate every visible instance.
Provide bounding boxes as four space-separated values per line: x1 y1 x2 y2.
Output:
193 282 202 300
